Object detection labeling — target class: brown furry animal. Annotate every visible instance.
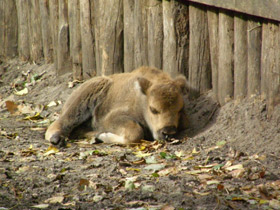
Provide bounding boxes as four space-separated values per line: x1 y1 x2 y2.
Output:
45 66 188 145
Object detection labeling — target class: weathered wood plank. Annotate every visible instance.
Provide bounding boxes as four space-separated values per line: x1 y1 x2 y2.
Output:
80 0 96 78
123 0 135 72
57 0 71 75
0 1 4 60
218 10 234 105
163 0 189 78
234 14 247 100
261 22 269 99
189 4 211 98
247 19 262 97
49 0 59 69
68 0 82 80
207 8 219 100
134 0 148 68
15 0 30 61
185 0 280 22
95 0 124 75
30 0 43 62
39 0 53 63
1 0 18 59
265 23 280 117
147 0 163 69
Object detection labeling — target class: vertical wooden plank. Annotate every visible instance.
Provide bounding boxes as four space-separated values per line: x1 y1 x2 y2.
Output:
2 0 18 59
0 1 4 60
15 0 30 61
207 8 219 100
39 0 53 63
123 0 135 72
57 0 71 75
49 0 59 69
247 19 262 97
147 0 163 69
266 23 280 117
218 10 234 105
261 22 269 99
69 0 82 80
163 0 189 78
80 0 96 78
234 14 247 100
95 0 124 75
134 0 148 68
30 0 43 62
189 4 211 98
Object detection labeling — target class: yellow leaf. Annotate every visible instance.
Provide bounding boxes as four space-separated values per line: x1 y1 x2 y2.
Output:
133 150 152 158
14 87 28 96
192 147 200 154
259 199 269 205
23 112 43 121
44 146 59 156
126 167 141 172
175 150 184 158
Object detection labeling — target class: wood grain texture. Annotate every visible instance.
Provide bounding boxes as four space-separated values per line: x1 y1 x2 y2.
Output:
185 0 280 22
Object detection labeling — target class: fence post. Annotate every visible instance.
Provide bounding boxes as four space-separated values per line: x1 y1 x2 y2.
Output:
218 10 234 105
147 0 163 69
15 0 30 61
80 0 96 78
247 19 262 97
49 0 59 70
39 0 53 63
123 0 135 72
95 0 124 76
189 4 211 98
234 14 248 100
68 0 82 80
163 0 189 78
207 8 219 100
30 0 43 62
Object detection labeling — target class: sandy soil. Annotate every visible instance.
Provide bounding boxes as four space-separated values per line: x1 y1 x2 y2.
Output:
0 60 279 210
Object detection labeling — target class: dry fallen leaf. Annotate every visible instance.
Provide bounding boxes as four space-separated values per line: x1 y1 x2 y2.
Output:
14 87 28 96
225 164 243 171
5 100 18 114
230 168 245 178
44 146 59 156
206 180 220 185
45 195 64 204
31 204 49 209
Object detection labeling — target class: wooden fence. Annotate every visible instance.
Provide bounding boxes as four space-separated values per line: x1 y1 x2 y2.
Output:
0 0 279 114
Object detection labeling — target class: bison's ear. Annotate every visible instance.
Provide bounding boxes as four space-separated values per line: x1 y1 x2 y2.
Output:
174 75 188 94
136 77 152 95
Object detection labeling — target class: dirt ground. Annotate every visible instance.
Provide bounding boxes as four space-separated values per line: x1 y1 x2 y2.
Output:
0 60 280 210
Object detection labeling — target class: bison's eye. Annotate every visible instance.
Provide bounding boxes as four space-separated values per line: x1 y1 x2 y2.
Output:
150 107 159 114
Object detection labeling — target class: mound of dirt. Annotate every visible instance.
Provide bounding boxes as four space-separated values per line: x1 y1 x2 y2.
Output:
0 60 279 210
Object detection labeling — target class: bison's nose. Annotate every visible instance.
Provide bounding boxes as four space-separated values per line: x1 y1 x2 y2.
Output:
158 126 177 140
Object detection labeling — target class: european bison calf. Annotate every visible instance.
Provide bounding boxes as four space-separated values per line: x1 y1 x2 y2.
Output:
45 66 188 145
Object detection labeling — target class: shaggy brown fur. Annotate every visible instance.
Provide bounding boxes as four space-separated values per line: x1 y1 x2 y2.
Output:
45 66 188 145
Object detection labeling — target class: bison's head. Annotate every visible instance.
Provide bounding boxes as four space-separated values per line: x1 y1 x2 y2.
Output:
136 75 187 140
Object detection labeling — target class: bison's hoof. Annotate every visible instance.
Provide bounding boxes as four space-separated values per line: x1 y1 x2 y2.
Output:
50 134 66 147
